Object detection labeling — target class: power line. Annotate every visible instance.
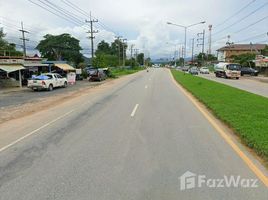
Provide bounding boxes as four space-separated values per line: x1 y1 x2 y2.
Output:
213 2 267 36
234 15 268 34
60 0 118 35
214 0 257 28
213 16 268 44
27 0 85 28
236 32 268 43
36 0 85 26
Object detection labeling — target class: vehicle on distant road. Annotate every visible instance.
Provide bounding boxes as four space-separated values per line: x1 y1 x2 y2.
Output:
200 67 210 74
240 67 259 76
28 73 67 91
181 66 190 71
88 68 107 81
214 63 241 79
189 67 199 75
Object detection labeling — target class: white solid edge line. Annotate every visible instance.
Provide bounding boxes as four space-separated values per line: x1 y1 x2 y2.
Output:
130 104 139 117
0 109 75 153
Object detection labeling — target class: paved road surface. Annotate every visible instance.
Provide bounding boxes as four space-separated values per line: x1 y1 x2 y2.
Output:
0 68 267 199
199 73 268 98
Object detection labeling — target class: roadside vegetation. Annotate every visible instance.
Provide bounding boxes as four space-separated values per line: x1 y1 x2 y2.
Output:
171 70 268 163
110 67 144 78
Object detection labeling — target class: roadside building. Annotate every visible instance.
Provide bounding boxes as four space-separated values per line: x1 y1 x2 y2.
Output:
0 55 48 88
0 56 77 88
255 55 268 75
217 44 266 62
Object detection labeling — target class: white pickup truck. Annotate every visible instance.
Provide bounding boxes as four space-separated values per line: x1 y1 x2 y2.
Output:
28 73 68 91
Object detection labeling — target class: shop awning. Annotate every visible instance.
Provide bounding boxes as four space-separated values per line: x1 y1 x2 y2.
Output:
54 63 75 71
0 65 25 73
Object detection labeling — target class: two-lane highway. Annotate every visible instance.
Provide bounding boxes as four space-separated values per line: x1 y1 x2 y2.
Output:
0 68 267 200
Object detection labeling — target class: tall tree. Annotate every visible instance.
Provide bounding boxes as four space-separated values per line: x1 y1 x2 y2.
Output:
137 53 144 65
111 39 128 63
36 33 83 65
95 40 111 55
0 29 23 56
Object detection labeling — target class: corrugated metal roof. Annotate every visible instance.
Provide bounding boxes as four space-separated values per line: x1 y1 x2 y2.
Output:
217 44 266 51
0 65 25 73
24 63 49 67
54 63 75 71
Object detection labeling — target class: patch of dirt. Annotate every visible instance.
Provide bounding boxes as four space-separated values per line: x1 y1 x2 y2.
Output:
0 79 116 125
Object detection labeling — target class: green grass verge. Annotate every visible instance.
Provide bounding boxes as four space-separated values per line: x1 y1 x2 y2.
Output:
110 67 144 78
171 69 268 162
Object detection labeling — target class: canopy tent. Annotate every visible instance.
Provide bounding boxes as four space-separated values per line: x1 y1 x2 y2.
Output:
0 65 25 73
54 63 75 71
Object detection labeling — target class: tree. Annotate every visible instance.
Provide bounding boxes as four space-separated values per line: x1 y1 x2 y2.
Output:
261 45 268 56
231 53 256 67
95 40 111 55
111 39 128 65
137 53 144 65
0 29 23 56
36 33 83 65
92 53 118 68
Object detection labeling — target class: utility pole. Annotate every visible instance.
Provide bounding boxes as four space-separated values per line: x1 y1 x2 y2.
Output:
122 39 127 66
86 12 98 66
208 25 212 55
115 36 122 66
134 49 139 64
197 30 205 64
191 38 195 64
19 22 29 58
130 44 134 67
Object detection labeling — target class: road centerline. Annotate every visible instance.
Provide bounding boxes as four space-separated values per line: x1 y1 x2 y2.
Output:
130 104 139 117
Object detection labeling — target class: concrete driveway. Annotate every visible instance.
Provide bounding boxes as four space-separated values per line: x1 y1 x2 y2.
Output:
199 73 268 98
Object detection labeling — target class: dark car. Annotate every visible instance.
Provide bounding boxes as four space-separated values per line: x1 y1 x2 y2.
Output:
189 67 198 75
240 67 259 76
88 68 107 81
181 66 190 71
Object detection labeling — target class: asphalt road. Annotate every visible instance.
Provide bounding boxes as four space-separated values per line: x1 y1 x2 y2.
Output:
199 73 268 98
0 68 267 200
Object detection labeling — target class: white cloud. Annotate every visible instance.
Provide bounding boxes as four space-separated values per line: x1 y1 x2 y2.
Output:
0 0 267 59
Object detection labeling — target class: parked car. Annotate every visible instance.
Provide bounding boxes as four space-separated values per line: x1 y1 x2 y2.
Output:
189 67 199 75
88 68 107 81
240 67 259 76
200 67 209 74
27 73 67 91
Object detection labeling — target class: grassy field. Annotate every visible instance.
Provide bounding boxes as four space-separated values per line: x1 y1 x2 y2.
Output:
171 69 268 162
110 67 144 78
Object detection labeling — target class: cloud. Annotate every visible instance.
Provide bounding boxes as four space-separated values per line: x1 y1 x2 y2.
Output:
0 0 267 59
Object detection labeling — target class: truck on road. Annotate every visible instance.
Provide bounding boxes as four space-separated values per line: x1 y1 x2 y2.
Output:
28 73 68 91
214 63 241 79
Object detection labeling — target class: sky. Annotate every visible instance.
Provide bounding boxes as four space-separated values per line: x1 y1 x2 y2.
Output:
0 0 267 60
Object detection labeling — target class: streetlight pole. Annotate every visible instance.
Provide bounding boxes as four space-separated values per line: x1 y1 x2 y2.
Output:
167 21 206 66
